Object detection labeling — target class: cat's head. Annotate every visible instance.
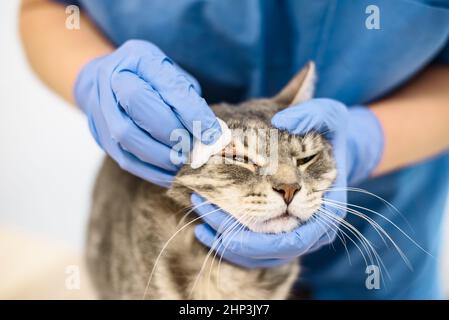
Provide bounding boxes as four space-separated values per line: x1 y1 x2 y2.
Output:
170 62 337 233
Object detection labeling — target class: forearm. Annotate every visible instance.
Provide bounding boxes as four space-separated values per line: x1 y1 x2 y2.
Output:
19 0 114 104
371 64 449 175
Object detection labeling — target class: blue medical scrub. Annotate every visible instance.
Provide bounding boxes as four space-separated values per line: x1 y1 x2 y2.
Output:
67 0 449 299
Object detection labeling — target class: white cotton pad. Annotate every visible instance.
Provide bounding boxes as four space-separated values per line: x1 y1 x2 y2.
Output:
190 118 232 169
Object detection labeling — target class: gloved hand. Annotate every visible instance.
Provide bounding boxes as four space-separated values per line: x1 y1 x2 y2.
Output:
74 40 222 187
193 98 384 268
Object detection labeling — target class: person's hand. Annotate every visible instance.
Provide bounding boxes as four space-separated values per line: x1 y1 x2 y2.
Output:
74 40 222 187
193 99 384 268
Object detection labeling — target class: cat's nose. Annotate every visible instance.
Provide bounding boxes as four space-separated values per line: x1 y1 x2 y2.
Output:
272 183 301 204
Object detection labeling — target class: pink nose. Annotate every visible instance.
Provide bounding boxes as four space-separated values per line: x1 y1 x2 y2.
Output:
272 184 300 204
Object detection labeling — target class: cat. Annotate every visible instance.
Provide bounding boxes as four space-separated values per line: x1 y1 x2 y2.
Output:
86 62 337 299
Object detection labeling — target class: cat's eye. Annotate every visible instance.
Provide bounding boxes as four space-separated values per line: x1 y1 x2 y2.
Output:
221 151 259 170
296 154 317 166
230 154 256 166
234 155 249 163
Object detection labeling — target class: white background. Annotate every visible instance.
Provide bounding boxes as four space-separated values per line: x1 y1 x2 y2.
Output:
1 0 448 296
0 1 102 249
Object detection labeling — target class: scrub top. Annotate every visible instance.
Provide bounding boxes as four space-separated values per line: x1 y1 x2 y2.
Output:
64 0 449 299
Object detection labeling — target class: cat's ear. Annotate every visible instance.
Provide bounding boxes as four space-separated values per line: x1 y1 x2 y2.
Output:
273 61 316 108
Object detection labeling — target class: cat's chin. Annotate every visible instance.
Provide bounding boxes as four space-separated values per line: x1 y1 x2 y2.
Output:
247 215 301 234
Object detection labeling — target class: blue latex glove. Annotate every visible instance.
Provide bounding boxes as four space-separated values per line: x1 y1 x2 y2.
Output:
193 99 384 268
74 40 222 187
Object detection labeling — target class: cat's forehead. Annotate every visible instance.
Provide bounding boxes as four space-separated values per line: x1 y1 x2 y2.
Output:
226 119 326 157
280 131 326 156
211 101 327 156
228 118 270 130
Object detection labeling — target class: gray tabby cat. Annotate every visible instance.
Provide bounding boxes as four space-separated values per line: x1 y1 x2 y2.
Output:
86 62 337 299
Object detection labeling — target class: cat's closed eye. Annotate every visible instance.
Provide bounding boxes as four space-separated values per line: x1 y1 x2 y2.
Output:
224 154 258 168
296 154 317 166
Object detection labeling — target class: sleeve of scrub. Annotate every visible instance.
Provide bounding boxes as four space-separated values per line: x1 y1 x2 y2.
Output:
437 38 449 64
52 0 81 5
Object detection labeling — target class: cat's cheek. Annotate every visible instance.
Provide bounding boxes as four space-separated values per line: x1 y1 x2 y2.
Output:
288 194 321 222
310 169 337 191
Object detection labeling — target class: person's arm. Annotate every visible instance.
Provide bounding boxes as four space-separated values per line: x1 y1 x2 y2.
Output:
19 0 223 187
371 64 449 175
19 0 114 104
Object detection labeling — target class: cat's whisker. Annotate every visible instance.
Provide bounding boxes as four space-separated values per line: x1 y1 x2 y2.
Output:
319 208 383 269
214 210 257 288
323 200 389 247
189 209 250 297
313 214 352 265
322 200 414 269
212 209 257 292
202 219 236 299
217 212 264 288
173 198 212 215
142 207 224 299
323 198 430 258
173 201 248 298
318 210 384 284
237 213 257 247
321 186 412 230
177 200 211 227
204 215 245 297
322 203 397 274
213 219 248 294
312 214 349 261
315 210 370 269
312 215 333 244
310 215 331 246
217 217 252 291
318 209 378 268
214 210 254 273
318 208 390 283
190 211 250 298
